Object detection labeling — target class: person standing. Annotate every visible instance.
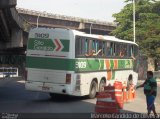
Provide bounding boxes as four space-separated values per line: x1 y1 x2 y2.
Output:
136 71 157 117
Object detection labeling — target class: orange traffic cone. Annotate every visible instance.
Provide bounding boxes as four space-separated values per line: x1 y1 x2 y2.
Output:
123 86 128 103
131 84 136 99
128 84 135 102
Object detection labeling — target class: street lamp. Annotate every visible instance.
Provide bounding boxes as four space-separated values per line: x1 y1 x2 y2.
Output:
90 23 93 34
133 0 136 43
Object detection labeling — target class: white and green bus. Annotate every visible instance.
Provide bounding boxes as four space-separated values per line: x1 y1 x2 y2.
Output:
25 28 138 99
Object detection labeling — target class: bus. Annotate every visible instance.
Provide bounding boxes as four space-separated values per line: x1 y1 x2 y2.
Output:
0 67 18 78
25 28 138 99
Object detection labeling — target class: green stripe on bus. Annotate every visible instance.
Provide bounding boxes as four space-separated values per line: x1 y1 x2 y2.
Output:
26 56 75 71
26 57 133 72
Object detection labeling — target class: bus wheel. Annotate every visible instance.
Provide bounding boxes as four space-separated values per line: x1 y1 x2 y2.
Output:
88 81 97 99
99 79 106 92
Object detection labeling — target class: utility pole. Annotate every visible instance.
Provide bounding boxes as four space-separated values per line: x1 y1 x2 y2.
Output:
90 23 93 34
133 0 136 43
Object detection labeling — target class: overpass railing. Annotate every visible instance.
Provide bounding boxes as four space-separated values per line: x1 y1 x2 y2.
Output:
17 7 116 27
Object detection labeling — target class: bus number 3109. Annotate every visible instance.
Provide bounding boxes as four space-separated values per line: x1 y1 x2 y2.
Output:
75 61 87 69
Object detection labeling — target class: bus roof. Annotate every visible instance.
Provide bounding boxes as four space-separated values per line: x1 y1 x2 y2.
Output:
72 29 138 46
30 28 138 46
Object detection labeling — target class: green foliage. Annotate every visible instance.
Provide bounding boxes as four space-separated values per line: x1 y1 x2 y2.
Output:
111 0 160 59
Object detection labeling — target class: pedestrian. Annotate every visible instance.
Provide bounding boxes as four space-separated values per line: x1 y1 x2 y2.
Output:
136 71 158 117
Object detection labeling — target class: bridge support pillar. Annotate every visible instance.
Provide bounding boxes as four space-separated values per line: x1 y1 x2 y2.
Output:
6 28 23 48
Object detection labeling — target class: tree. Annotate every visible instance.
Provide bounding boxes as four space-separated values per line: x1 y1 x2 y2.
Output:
111 0 160 62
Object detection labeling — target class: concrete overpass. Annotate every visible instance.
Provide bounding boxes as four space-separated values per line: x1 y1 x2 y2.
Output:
0 0 30 52
0 0 31 75
17 8 116 36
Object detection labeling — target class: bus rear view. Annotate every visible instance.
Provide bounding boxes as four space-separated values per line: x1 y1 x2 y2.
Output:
25 28 75 98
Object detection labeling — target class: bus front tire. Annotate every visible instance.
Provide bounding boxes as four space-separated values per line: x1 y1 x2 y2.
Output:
88 81 97 99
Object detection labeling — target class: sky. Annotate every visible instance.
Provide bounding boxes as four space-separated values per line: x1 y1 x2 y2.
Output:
17 0 126 22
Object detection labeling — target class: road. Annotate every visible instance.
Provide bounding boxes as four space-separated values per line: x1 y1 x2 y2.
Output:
0 78 160 118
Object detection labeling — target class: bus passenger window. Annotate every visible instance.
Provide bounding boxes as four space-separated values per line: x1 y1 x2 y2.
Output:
75 36 84 57
98 41 103 56
116 44 121 56
131 45 134 56
131 45 138 60
85 39 89 54
119 44 127 57
110 42 115 56
102 41 105 57
95 40 98 52
134 45 138 57
106 42 111 56
92 40 96 50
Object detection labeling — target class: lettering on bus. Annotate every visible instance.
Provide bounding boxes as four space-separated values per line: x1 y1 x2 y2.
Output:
35 33 49 39
125 60 132 68
34 40 53 51
75 61 87 69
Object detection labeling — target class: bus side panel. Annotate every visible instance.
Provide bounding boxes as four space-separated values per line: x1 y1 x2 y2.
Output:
72 70 138 96
73 72 106 96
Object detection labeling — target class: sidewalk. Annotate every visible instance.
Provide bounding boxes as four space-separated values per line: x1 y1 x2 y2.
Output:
122 87 160 114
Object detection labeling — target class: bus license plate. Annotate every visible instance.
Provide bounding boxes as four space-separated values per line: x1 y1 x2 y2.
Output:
42 86 50 91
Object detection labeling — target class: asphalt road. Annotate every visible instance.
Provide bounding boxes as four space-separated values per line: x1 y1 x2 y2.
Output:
0 78 160 118
0 79 96 113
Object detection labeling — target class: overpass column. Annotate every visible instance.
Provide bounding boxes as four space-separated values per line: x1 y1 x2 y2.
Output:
6 28 23 48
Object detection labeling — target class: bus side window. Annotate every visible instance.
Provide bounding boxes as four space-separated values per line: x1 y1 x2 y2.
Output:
129 45 134 57
92 40 96 50
134 45 138 57
106 42 111 57
111 42 115 56
102 41 105 57
75 36 80 57
98 41 103 57
119 44 127 58
85 39 89 54
131 45 134 57
110 42 113 56
75 36 83 57
116 43 121 57
127 45 131 57
95 40 99 53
